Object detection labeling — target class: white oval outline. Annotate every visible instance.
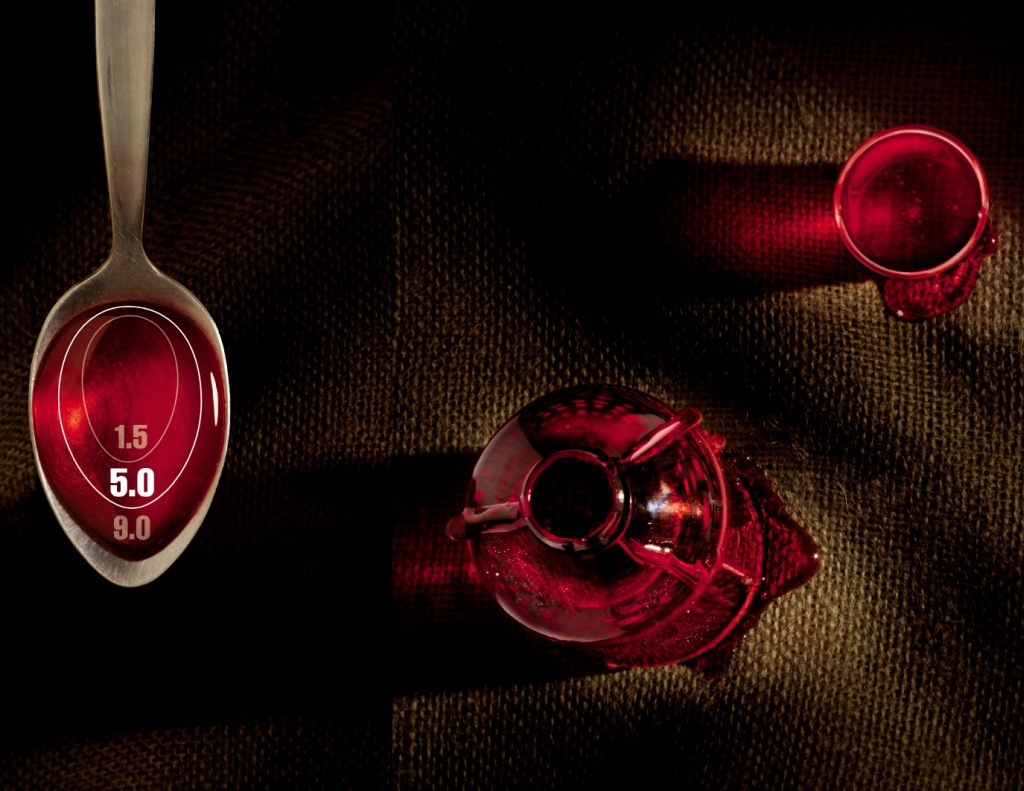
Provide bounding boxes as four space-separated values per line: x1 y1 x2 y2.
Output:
57 305 203 511
81 314 180 464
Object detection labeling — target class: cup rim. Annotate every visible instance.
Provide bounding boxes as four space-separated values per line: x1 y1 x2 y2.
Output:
834 124 989 280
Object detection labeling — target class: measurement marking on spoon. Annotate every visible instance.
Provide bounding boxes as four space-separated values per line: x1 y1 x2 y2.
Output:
80 312 180 464
55 305 203 511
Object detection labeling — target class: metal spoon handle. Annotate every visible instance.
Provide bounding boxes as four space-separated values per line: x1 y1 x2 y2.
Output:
96 0 155 258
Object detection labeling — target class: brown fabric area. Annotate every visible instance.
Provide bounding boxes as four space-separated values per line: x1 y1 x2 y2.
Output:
391 9 1023 791
1 4 1022 789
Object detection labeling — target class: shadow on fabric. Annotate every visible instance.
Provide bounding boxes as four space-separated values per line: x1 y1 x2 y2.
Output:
535 158 872 307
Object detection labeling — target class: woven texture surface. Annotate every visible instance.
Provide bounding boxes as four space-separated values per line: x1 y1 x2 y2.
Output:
391 9 1023 791
1 5 1021 789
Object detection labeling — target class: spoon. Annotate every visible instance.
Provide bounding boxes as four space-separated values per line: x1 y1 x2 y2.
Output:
28 0 230 587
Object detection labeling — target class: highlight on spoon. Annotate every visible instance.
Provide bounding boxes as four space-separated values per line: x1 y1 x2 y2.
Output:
834 125 989 279
31 302 228 582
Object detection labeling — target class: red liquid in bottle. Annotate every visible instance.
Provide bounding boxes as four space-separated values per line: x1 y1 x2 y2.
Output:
451 385 820 668
32 303 228 561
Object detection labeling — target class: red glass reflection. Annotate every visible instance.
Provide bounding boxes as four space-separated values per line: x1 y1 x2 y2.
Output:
32 303 228 561
656 162 865 292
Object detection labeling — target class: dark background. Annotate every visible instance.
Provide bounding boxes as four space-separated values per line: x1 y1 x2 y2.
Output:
3 4 1023 789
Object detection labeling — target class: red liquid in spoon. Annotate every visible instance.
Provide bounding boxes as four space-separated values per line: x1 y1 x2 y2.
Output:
32 303 228 561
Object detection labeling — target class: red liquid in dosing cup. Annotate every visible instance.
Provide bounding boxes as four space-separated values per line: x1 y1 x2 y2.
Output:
32 303 228 561
835 127 988 278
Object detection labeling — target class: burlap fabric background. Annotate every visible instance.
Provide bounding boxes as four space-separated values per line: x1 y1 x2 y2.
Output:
1 5 1021 789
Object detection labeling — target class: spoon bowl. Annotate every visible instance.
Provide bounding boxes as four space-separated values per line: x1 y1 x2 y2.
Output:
28 0 229 586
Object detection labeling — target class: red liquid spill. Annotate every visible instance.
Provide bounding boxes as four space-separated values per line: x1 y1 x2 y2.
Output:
32 303 228 561
729 457 820 601
838 129 986 276
689 456 821 676
881 221 998 320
